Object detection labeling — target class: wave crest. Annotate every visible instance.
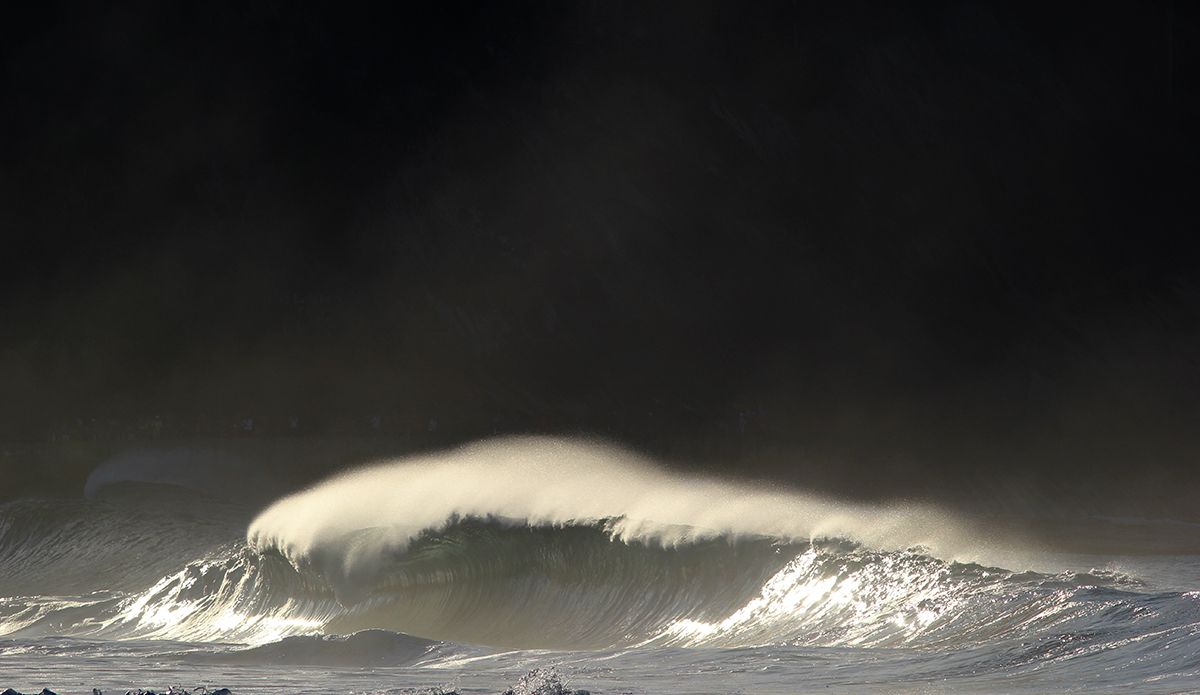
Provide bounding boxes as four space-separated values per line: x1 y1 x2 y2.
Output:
246 435 995 603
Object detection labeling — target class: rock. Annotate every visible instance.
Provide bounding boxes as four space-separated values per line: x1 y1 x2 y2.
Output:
500 668 588 695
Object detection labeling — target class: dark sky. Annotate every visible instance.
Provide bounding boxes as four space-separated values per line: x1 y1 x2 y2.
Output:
2 0 1198 509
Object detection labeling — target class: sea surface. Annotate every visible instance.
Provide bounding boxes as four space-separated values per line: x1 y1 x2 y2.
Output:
3 436 1199 694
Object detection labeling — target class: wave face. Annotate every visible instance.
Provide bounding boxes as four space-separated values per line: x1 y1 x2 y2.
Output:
3 436 1200 664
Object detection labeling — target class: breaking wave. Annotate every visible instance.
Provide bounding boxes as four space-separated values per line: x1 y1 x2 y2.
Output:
245 436 1003 603
2 436 1198 661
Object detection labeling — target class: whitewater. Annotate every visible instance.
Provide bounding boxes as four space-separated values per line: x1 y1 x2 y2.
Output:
3 436 1200 694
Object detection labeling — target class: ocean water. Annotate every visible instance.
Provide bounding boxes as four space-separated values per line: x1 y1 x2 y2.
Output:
3 436 1199 694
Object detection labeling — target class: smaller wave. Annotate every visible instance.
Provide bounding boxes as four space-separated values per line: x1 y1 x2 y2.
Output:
194 629 443 667
0 543 339 645
0 493 245 599
85 448 284 506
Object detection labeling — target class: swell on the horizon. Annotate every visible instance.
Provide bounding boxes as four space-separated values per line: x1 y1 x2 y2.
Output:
246 435 1027 604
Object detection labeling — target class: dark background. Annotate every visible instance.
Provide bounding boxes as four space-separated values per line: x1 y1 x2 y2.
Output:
2 0 1198 515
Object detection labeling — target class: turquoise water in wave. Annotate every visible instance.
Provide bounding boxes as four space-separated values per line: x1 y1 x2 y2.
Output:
3 437 1199 694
